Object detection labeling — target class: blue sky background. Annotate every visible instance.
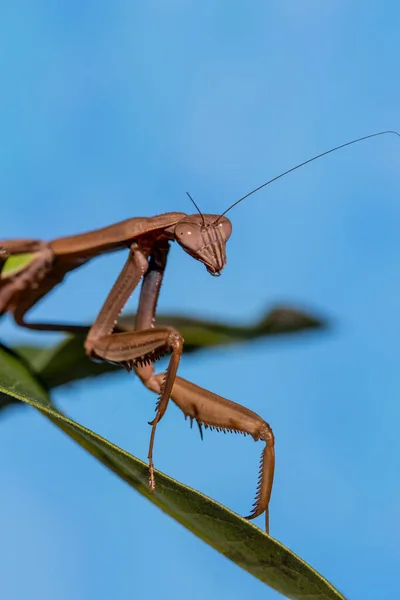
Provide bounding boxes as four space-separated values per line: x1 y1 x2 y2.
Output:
1 2 400 599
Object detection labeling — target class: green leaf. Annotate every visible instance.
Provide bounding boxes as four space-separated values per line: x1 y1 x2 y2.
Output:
2 252 38 277
14 305 327 390
0 345 345 600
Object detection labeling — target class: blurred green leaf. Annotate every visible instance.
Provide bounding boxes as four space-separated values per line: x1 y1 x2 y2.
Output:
0 345 344 600
2 252 37 277
14 304 327 391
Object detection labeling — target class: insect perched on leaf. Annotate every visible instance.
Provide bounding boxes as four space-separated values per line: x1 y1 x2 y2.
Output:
1 130 398 534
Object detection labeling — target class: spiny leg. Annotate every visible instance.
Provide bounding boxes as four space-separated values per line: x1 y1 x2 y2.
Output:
153 372 275 533
132 241 185 489
144 328 183 490
85 241 184 490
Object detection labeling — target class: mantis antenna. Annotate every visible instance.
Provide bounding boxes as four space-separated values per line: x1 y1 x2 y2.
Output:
186 191 205 226
217 130 400 221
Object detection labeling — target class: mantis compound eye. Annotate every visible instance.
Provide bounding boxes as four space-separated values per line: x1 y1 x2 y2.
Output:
174 223 203 253
215 217 232 242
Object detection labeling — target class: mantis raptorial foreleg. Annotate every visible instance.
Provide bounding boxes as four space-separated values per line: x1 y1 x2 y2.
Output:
126 241 275 527
85 241 184 489
152 372 275 532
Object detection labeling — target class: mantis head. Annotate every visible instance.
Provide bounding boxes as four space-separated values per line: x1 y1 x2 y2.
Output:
174 214 232 276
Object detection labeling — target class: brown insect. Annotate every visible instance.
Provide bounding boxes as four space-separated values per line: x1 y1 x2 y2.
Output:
1 130 398 533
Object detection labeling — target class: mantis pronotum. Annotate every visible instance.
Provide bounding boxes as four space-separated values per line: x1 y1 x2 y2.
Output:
1 130 398 533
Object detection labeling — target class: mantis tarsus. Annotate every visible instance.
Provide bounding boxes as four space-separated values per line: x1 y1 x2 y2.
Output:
1 130 398 534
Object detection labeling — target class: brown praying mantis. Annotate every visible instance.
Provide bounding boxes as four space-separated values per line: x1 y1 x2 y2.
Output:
1 130 398 534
